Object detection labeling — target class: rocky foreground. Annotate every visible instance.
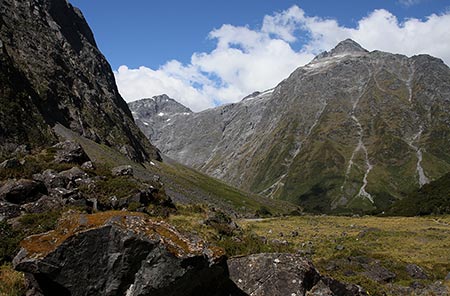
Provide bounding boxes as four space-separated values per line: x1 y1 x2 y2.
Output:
12 211 366 296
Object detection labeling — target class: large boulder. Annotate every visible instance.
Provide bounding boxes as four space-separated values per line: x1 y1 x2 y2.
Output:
204 210 239 236
53 141 90 164
33 169 69 189
0 201 21 221
228 253 366 296
405 264 428 280
58 167 87 180
21 195 64 214
111 165 133 176
13 212 242 296
0 179 47 204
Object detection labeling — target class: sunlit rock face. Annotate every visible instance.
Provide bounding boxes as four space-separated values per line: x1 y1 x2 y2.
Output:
13 212 236 296
132 40 450 213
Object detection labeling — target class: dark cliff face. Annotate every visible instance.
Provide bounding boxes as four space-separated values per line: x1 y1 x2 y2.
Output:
0 0 159 162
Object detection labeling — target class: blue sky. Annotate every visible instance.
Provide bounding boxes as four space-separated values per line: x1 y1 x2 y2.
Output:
70 0 448 69
69 0 450 110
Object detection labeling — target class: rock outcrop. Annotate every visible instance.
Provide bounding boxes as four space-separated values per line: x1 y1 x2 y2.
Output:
52 141 90 164
131 40 450 213
13 212 241 296
13 212 367 296
0 0 159 162
228 253 366 296
0 179 47 204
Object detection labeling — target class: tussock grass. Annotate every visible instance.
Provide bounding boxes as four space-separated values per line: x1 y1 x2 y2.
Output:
239 215 450 295
0 265 25 296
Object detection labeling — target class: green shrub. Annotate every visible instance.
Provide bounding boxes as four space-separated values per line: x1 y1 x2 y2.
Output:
1 212 62 264
127 202 140 212
0 150 73 180
78 176 142 204
18 211 61 235
389 172 450 216
0 221 22 264
216 232 293 256
255 206 272 217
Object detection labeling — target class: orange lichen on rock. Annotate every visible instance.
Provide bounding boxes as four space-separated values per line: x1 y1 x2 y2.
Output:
20 211 225 260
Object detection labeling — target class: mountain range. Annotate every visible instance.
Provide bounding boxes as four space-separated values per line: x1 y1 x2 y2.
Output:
129 40 450 214
1 0 449 294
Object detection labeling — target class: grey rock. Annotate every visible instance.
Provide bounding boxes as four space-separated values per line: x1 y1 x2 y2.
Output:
362 264 396 283
306 280 333 296
111 165 133 176
108 186 174 212
0 158 21 169
357 228 380 238
228 253 366 296
0 179 47 204
0 201 21 220
48 187 80 200
86 198 98 212
204 210 239 236
80 161 95 170
335 244 345 251
33 169 69 189
406 264 428 279
21 195 64 214
445 272 450 281
58 167 88 182
14 212 241 296
53 141 90 164
133 186 174 208
410 281 425 289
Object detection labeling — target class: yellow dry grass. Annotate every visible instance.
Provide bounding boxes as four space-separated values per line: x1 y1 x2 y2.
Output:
0 265 25 296
239 215 450 295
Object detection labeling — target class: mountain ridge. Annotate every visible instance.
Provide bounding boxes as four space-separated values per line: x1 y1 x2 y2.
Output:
130 40 450 213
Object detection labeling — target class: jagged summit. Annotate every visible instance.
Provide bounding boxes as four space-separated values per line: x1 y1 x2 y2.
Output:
128 95 192 143
314 39 368 61
331 39 368 54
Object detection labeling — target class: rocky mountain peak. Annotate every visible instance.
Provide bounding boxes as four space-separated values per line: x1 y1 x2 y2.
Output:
314 39 368 60
129 95 192 117
128 95 192 143
332 39 367 54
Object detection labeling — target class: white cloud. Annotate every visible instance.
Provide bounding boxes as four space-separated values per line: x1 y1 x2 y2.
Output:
115 6 450 111
398 0 422 7
115 65 212 111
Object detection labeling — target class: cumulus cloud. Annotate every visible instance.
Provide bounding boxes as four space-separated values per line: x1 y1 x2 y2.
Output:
115 6 450 111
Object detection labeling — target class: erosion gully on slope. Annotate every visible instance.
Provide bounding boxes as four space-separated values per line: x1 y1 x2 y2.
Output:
341 67 374 204
260 100 328 198
407 126 430 187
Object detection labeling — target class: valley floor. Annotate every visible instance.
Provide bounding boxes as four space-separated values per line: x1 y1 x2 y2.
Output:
170 211 450 295
2 212 450 295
